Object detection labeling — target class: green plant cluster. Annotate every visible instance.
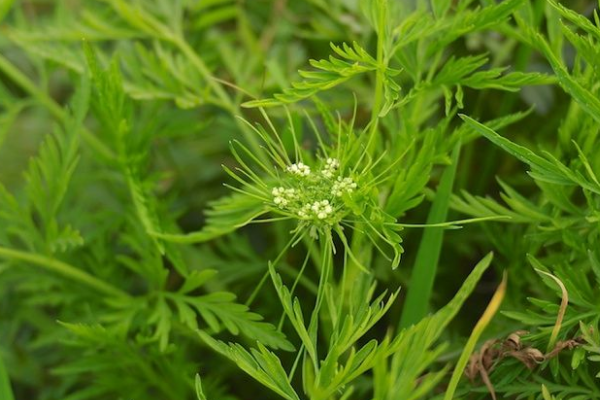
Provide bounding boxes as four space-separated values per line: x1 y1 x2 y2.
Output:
0 0 599 399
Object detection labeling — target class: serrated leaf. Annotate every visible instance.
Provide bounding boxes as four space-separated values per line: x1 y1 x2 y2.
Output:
148 297 172 351
242 42 379 108
460 115 574 186
175 290 293 351
179 270 218 294
198 332 300 400
520 24 600 124
151 192 268 243
380 253 494 399
49 224 84 253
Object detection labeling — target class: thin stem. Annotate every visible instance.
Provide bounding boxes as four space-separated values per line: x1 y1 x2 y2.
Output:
368 1 387 146
277 252 313 330
287 343 305 381
287 252 317 295
0 246 130 299
345 1 388 308
245 229 302 306
308 235 332 335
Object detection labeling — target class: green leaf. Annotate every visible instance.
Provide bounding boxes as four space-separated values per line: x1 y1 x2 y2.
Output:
179 270 218 294
125 169 166 254
381 252 494 399
49 224 85 253
195 374 207 400
518 21 600 123
386 129 435 216
431 0 452 19
400 143 460 328
0 352 14 400
547 0 600 41
178 289 294 351
433 54 489 86
148 297 173 351
9 31 86 73
430 0 526 51
242 42 380 108
151 192 268 244
24 130 80 223
460 114 573 185
461 70 556 92
451 177 552 223
120 42 206 108
193 3 237 29
269 267 318 360
198 331 300 400
542 384 556 400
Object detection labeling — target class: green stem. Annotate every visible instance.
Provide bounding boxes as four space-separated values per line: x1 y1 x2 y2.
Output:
344 226 372 311
368 1 387 144
0 55 63 117
343 0 388 310
280 262 318 295
306 235 333 375
0 54 116 160
0 246 130 299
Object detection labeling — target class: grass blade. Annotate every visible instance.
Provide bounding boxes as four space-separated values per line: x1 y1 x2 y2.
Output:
399 143 460 328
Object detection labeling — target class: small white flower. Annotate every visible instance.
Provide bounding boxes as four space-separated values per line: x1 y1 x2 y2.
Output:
306 199 334 220
273 197 288 207
298 204 312 218
321 158 340 178
271 161 353 223
332 177 357 197
326 158 340 168
272 187 285 196
272 186 296 208
287 162 311 176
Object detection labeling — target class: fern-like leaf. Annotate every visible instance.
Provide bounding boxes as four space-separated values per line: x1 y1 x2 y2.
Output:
243 42 389 108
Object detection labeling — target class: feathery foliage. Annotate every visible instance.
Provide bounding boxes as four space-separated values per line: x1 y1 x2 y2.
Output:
1 0 599 399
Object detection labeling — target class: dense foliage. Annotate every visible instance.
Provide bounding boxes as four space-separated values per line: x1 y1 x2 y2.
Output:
1 0 599 399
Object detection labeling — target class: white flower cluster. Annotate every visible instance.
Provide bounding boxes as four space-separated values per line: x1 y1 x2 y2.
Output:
331 177 357 197
298 200 333 220
271 160 358 224
286 162 311 177
321 157 340 178
271 186 297 208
